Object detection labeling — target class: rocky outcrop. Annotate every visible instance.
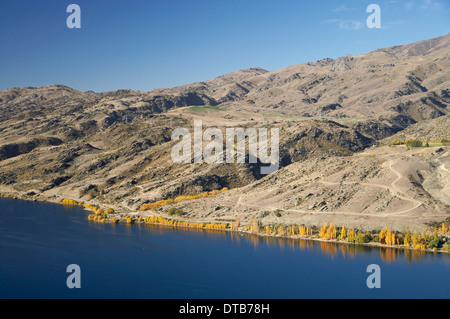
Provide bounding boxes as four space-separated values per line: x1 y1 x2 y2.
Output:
0 137 62 161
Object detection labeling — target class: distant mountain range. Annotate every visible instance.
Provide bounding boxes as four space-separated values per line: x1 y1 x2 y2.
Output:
1 33 449 129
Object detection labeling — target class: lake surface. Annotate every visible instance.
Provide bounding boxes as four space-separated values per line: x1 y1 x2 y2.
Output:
0 198 448 299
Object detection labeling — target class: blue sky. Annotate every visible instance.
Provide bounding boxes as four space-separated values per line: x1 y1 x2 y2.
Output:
0 0 449 92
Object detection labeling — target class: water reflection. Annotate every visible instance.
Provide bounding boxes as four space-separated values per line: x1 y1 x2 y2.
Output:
142 223 228 236
230 232 443 263
2 198 448 299
91 219 445 263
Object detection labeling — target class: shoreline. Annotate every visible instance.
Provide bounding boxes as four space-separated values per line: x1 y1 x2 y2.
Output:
1 190 449 255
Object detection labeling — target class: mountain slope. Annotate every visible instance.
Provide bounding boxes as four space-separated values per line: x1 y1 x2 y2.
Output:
1 34 449 232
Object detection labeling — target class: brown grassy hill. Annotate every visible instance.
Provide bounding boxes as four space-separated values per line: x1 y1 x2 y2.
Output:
221 34 449 124
1 34 449 232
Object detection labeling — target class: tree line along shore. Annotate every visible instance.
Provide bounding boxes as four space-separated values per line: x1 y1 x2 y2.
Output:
62 197 450 253
1 191 448 254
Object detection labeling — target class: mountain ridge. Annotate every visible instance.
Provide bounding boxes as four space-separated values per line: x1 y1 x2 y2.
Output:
1 34 449 232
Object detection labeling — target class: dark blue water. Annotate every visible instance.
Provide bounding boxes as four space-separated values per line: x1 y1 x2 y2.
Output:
0 198 449 299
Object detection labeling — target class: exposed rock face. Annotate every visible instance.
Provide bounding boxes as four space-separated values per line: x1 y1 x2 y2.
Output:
383 115 450 142
351 121 402 140
0 137 62 161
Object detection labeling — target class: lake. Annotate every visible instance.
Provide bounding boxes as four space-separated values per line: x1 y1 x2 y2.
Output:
0 198 448 299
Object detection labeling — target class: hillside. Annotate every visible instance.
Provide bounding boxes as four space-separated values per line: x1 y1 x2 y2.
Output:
0 34 449 232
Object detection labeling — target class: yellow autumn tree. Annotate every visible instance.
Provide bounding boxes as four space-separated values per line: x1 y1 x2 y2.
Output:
391 232 396 246
440 223 448 235
382 228 396 246
250 219 260 234
404 230 411 247
62 198 79 206
340 226 347 241
324 223 336 240
411 231 422 249
347 229 355 243
299 225 311 237
319 223 328 238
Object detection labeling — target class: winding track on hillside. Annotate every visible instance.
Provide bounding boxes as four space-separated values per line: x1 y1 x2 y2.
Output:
385 160 423 215
233 158 430 218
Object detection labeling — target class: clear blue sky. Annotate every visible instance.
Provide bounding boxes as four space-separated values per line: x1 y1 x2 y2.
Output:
0 0 449 92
